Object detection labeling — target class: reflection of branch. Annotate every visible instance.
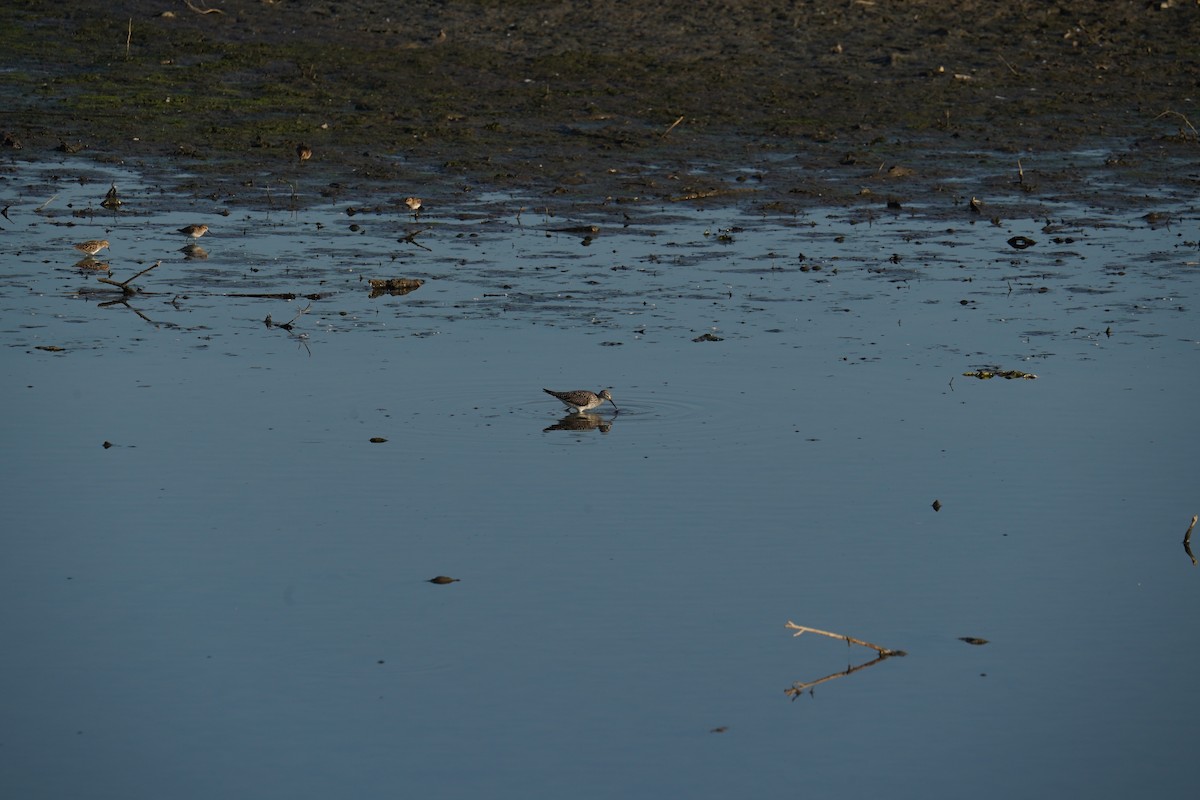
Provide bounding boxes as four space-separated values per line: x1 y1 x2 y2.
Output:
1184 514 1198 567
97 297 177 328
785 622 907 657
785 652 891 700
398 229 431 251
96 260 162 295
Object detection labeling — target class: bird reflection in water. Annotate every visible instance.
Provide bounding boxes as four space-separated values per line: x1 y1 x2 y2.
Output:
543 412 613 434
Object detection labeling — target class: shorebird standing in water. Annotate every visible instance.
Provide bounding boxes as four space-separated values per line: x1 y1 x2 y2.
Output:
543 388 618 415
178 224 209 241
73 239 110 256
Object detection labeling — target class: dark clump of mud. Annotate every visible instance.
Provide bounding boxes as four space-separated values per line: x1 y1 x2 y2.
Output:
1 0 1197 212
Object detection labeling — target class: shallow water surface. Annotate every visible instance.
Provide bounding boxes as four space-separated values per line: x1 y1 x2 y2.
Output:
2 156 1198 798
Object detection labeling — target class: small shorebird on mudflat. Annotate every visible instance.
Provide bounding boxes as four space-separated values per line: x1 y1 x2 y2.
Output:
178 224 209 240
73 239 110 256
543 388 618 414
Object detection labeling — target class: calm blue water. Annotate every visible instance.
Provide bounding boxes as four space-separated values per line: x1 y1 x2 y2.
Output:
1 157 1198 798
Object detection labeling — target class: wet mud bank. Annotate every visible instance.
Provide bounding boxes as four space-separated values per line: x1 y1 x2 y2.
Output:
1 0 1198 215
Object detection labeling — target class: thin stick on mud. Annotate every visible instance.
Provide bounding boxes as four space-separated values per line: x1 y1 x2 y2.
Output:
785 621 906 657
1017 158 1025 185
662 115 685 138
126 18 132 58
97 260 162 295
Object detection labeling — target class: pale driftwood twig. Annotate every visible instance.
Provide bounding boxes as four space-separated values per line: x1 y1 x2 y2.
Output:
785 621 906 657
662 115 685 138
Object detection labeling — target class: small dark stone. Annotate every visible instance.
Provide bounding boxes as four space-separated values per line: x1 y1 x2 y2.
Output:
102 441 113 449
428 576 460 584
369 437 388 443
931 499 942 512
959 637 989 646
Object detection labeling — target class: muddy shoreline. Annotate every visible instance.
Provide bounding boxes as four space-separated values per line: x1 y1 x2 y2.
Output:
2 0 1197 215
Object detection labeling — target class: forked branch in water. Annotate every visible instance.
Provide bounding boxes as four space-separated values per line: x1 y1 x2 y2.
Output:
96 260 163 295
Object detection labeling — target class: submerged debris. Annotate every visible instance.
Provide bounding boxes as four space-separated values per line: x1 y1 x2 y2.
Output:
693 332 723 342
368 277 424 297
1007 236 1036 249
427 576 460 585
962 369 1037 380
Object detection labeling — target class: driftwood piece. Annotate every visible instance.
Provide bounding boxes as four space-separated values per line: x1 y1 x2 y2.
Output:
96 260 162 295
784 622 906 701
785 621 906 657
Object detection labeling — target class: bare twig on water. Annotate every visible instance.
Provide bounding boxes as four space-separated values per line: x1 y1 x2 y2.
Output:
265 303 312 332
36 194 57 212
784 621 907 657
998 54 1019 75
662 115 685 139
1155 110 1199 140
96 260 163 295
1017 159 1025 185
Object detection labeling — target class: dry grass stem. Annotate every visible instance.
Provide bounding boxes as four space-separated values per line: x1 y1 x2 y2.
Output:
1155 110 1198 139
185 1 224 14
662 115 685 138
